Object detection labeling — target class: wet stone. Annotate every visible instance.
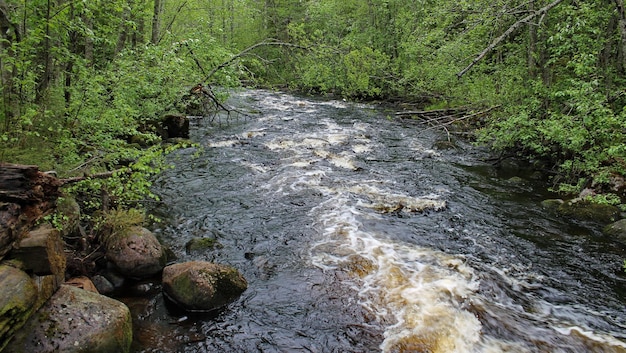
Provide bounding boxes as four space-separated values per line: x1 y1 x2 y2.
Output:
162 261 248 312
5 285 132 353
105 226 167 279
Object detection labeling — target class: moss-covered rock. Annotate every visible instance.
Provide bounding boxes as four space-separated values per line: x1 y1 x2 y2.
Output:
185 237 222 254
541 199 564 210
603 219 626 243
0 265 37 352
557 200 620 223
162 261 247 312
5 285 132 353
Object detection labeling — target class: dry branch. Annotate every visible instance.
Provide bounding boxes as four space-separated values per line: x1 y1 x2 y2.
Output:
419 106 501 133
203 39 308 82
457 0 566 78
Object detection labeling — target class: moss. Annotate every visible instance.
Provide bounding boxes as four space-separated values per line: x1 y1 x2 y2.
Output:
99 208 145 246
185 238 222 253
558 200 621 223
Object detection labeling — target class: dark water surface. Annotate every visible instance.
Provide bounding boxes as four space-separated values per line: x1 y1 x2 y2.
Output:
129 90 626 353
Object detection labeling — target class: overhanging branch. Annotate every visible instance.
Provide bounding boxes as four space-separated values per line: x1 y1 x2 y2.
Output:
203 39 307 83
457 0 566 78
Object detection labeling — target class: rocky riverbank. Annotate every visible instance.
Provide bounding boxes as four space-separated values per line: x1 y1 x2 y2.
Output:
0 164 247 353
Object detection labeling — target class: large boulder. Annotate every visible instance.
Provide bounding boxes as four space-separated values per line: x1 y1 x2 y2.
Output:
0 265 37 351
162 261 247 312
105 226 167 279
5 285 132 353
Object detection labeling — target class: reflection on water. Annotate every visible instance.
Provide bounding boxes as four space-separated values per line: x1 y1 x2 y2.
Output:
134 89 626 353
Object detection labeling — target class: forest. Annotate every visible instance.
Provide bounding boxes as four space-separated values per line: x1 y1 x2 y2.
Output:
1 0 626 212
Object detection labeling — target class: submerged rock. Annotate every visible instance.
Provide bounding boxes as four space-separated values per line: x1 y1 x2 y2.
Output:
105 226 167 279
185 237 222 254
162 261 247 312
5 285 132 353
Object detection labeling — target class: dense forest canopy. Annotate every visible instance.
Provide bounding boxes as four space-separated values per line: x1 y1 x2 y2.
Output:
1 0 626 208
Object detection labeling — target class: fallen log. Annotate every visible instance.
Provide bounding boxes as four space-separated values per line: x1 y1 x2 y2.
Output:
0 164 62 260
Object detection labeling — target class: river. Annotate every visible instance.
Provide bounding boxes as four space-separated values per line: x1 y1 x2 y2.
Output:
128 89 626 353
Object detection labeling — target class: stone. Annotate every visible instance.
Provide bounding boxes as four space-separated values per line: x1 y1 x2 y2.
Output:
557 200 621 223
10 223 66 276
541 199 564 210
105 226 166 279
66 276 99 293
5 285 132 353
162 261 247 312
603 219 626 243
185 237 222 254
91 275 115 295
0 265 37 352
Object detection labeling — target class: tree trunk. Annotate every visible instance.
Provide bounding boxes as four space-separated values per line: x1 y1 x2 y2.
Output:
36 0 53 103
115 6 130 56
614 0 626 72
151 0 163 45
83 12 93 65
528 0 538 78
0 0 20 129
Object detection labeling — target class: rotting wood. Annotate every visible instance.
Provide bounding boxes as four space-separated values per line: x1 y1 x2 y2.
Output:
0 164 63 261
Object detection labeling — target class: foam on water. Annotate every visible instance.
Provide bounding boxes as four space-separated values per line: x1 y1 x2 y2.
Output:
308 194 489 353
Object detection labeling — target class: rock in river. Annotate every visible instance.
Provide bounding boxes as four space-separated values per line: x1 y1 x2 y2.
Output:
105 226 167 279
5 285 132 353
162 261 247 312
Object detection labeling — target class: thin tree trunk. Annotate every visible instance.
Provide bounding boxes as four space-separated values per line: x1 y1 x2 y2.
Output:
528 0 538 78
614 0 626 72
151 0 163 45
84 12 93 65
115 6 130 56
36 0 53 103
0 0 19 130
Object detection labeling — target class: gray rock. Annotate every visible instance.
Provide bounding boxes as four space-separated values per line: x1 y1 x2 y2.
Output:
5 285 132 353
91 275 115 295
105 226 166 279
162 261 247 312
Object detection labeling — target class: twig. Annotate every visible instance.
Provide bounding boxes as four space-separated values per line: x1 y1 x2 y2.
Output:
419 105 501 133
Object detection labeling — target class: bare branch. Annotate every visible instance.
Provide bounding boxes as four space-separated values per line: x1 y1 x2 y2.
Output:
203 39 307 83
59 168 130 185
457 0 566 78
